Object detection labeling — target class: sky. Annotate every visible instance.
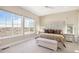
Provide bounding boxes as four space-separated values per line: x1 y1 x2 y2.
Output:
0 10 22 27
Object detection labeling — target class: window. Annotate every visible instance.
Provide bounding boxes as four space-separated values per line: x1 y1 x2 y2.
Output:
67 24 73 34
0 10 12 37
0 10 36 38
0 10 22 38
24 17 35 34
12 14 22 35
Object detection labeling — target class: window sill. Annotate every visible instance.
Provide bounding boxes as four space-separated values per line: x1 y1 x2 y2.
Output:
0 34 23 40
0 32 35 40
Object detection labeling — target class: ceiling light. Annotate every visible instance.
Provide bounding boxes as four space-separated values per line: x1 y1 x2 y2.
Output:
44 6 55 9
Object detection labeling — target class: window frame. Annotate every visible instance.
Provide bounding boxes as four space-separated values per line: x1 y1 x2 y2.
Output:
24 17 36 34
0 9 36 39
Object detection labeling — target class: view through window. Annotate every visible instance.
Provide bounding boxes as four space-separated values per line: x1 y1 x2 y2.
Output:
0 10 13 37
0 10 35 38
12 14 22 35
24 17 35 34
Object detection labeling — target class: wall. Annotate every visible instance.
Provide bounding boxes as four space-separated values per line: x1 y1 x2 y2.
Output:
77 10 79 35
40 10 79 35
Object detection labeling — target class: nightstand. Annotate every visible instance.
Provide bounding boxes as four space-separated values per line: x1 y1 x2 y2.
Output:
64 34 75 42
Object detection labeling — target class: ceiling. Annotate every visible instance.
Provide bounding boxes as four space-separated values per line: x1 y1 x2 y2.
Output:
22 6 79 16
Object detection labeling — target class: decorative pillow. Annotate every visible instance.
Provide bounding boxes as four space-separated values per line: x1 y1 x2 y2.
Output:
44 29 62 34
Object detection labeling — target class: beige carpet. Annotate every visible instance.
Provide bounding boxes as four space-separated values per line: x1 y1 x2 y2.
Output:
0 39 79 53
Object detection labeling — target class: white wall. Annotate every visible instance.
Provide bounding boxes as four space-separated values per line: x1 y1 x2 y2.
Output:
40 10 79 35
77 11 79 35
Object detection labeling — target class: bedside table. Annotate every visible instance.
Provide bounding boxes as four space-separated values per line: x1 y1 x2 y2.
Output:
64 34 75 42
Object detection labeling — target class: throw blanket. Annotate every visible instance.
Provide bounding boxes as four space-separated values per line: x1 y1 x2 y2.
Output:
39 33 66 48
